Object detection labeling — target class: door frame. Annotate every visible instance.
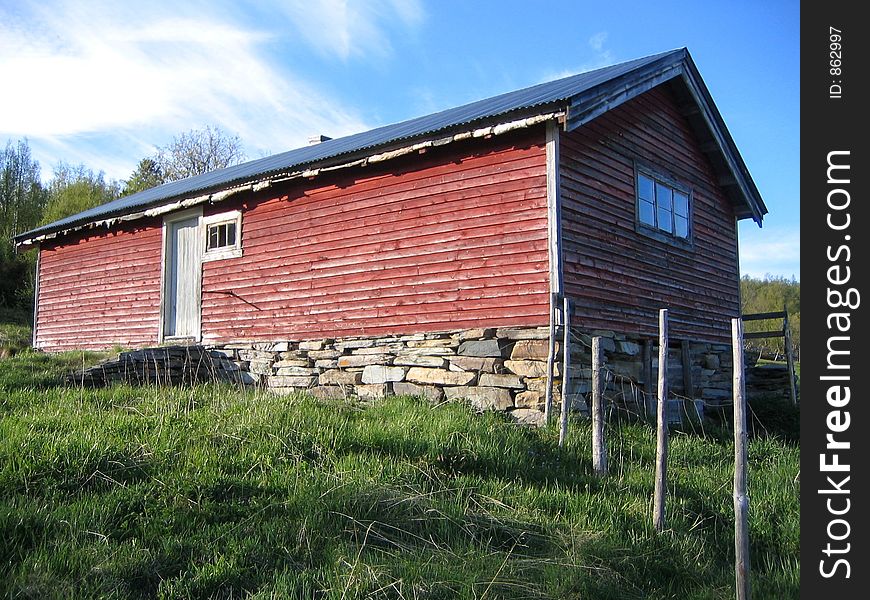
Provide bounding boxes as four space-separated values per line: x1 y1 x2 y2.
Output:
159 207 203 343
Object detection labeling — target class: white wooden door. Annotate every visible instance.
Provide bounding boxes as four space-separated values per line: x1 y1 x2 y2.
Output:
164 214 201 338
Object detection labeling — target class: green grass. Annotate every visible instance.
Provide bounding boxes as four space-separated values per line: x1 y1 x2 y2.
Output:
0 351 799 599
0 306 32 357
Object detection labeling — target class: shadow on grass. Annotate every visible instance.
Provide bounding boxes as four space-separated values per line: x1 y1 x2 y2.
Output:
0 364 799 598
0 350 115 391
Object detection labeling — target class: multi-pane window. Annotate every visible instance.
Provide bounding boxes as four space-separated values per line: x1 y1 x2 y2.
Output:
206 221 236 251
637 171 690 240
202 210 242 260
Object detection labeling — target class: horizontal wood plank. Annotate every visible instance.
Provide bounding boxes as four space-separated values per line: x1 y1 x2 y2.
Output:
36 220 163 350
743 331 784 340
560 85 740 343
35 130 550 349
741 311 787 322
202 133 550 342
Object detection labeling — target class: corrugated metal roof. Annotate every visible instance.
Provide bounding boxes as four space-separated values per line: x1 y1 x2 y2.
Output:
18 49 684 242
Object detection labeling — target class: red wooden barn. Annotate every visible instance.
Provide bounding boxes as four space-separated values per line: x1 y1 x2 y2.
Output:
15 49 767 413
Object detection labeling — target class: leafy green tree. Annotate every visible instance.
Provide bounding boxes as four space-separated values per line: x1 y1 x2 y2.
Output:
122 157 165 196
155 125 245 181
41 163 121 225
1 139 47 245
1 139 47 311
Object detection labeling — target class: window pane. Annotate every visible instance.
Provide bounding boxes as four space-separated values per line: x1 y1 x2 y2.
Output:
638 174 654 201
656 182 672 210
208 226 219 250
674 215 689 238
639 199 655 225
674 192 689 217
207 221 239 250
657 207 673 233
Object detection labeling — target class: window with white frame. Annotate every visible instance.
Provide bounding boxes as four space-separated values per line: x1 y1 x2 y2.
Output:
202 210 242 260
636 169 691 241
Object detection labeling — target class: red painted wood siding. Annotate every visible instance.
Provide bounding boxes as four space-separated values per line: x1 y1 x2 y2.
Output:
560 84 740 343
36 219 163 351
199 130 550 342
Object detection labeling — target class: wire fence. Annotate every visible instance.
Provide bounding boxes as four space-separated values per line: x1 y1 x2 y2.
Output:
559 325 796 447
562 327 725 438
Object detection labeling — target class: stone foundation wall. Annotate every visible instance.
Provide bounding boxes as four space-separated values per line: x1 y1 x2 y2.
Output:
71 325 740 425
206 326 737 424
212 327 557 426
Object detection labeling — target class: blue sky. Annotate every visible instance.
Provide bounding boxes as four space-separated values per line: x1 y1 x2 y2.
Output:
0 0 799 280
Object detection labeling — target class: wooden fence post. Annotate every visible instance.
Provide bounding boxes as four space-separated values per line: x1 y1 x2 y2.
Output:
642 339 653 415
653 309 669 532
783 307 798 406
681 339 694 423
592 336 607 475
732 317 751 600
558 297 571 447
545 293 559 424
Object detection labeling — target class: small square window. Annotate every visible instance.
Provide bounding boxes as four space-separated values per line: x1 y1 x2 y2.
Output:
202 210 242 261
207 221 236 251
636 168 691 242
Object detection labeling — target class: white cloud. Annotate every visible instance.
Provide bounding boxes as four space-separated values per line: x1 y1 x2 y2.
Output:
581 31 616 71
588 31 608 52
0 0 423 180
738 224 800 280
273 0 424 61
539 31 616 83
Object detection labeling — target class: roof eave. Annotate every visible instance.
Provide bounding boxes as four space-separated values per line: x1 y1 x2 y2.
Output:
678 54 767 226
14 106 566 250
564 48 767 226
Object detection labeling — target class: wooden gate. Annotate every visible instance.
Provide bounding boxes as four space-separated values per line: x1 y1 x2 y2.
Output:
741 309 798 405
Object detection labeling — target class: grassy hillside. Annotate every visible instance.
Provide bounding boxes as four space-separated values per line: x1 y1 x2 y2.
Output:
1 351 799 599
0 306 31 358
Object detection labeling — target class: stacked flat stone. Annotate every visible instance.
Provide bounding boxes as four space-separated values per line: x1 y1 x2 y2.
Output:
66 326 752 427
68 346 255 387
250 328 559 425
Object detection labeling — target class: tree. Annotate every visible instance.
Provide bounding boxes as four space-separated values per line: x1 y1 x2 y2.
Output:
41 163 121 226
155 125 245 182
740 274 801 360
1 139 47 245
122 158 164 196
0 138 47 311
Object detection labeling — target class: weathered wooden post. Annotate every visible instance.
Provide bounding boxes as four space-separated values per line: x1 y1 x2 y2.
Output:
558 297 572 447
732 317 751 600
545 293 559 424
681 339 694 423
592 336 607 475
783 306 798 406
653 308 668 532
642 339 653 416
